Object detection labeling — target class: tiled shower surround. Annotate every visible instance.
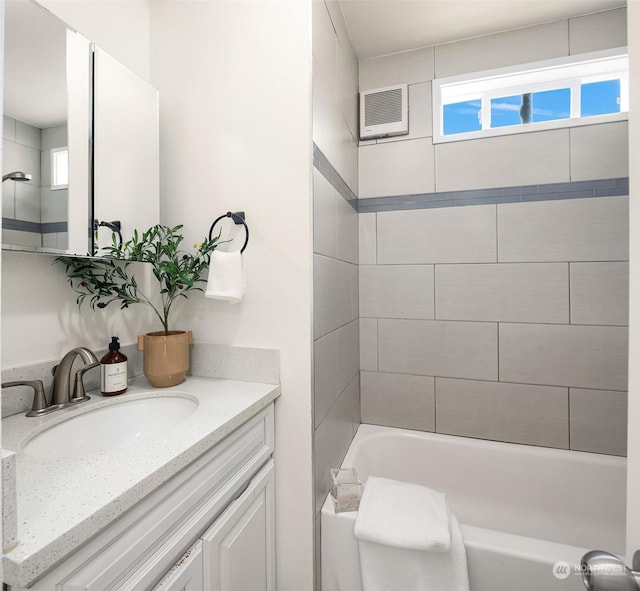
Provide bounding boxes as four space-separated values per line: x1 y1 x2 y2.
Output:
353 6 629 457
359 195 628 456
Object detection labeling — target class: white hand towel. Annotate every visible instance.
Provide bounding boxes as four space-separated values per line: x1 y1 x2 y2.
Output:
354 476 470 591
205 250 245 304
354 476 451 551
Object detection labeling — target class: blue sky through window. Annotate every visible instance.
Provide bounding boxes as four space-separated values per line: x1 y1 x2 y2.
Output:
444 80 621 136
443 100 481 135
532 88 571 122
490 95 522 128
581 79 621 116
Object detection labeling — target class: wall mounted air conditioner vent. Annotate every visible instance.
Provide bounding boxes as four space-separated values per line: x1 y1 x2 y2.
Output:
359 84 408 140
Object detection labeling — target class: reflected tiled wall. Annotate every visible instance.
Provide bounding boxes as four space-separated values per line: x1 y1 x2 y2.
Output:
2 116 68 249
3 115 43 248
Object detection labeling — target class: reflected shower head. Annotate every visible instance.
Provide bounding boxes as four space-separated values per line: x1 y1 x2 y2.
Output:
2 171 32 183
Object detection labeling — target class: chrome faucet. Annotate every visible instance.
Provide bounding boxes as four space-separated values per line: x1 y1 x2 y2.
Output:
581 550 640 591
51 347 99 405
2 347 99 417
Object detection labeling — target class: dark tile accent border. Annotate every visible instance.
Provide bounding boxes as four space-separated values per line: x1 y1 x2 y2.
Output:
357 178 629 213
42 221 68 234
2 218 68 234
313 143 358 210
312 143 627 213
2 218 41 233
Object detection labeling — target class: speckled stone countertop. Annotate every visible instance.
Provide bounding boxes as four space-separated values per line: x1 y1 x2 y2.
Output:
1 375 280 588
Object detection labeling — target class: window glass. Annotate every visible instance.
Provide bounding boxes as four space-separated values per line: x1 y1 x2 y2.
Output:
490 95 523 128
443 100 481 135
532 88 571 122
581 79 621 117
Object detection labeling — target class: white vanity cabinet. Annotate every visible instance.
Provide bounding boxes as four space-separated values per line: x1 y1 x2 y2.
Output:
11 405 275 591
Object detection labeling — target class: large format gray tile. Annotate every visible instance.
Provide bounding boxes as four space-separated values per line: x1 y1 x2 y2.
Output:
359 46 434 91
377 205 496 264
378 319 498 380
498 196 628 262
435 129 570 192
3 115 16 141
314 254 358 339
3 140 41 187
15 121 41 150
569 8 627 55
15 183 42 223
336 43 358 139
499 323 628 391
436 378 569 448
325 0 358 85
336 188 358 264
314 331 339 428
40 124 68 151
570 122 628 182
359 138 435 198
337 320 360 400
360 318 378 371
314 373 360 514
360 265 434 319
436 263 569 323
361 371 435 431
314 320 359 428
434 19 568 78
313 169 338 258
359 212 376 265
570 388 627 456
570 262 629 326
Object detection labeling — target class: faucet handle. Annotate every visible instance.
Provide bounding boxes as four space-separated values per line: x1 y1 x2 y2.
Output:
2 380 49 417
71 362 100 403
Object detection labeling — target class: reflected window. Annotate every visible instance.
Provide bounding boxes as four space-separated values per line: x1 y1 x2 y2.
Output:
51 146 69 190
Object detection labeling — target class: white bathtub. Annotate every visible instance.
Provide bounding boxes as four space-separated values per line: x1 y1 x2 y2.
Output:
321 424 626 591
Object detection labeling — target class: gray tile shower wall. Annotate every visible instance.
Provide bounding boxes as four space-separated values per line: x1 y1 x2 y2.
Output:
312 1 360 568
355 7 628 456
359 197 629 456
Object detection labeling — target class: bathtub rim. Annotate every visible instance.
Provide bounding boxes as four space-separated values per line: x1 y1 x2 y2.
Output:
345 423 627 470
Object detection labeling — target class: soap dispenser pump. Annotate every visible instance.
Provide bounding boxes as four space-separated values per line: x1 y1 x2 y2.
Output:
100 336 128 396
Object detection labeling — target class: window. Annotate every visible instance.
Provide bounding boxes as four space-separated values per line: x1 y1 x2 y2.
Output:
51 146 69 190
432 48 628 143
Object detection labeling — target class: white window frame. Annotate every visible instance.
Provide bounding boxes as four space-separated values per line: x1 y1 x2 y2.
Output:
432 47 628 144
51 146 69 190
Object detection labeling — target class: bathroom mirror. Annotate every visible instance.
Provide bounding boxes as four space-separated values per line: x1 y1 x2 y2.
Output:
2 0 159 257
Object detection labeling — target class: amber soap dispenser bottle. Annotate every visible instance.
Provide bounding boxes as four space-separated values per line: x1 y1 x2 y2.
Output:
100 336 128 396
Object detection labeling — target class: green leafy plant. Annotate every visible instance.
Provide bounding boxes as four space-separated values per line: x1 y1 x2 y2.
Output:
56 225 221 335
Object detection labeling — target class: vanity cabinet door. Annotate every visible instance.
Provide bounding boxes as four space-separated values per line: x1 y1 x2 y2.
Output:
151 541 203 591
202 460 275 591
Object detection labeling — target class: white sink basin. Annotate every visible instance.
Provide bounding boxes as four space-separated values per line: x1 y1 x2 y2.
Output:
22 395 199 459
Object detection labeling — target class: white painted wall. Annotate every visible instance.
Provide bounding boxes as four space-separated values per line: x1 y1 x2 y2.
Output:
1 1 154 367
626 0 639 559
148 2 314 589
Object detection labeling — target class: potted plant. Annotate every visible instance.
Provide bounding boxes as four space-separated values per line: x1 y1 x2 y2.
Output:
57 224 220 387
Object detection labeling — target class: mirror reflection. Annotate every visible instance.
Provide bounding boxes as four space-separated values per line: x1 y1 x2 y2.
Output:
2 0 159 258
2 0 90 253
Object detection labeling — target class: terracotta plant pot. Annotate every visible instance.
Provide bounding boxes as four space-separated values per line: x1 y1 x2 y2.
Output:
137 330 193 388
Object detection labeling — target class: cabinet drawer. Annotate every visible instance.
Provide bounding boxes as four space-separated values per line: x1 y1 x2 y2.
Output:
27 405 274 591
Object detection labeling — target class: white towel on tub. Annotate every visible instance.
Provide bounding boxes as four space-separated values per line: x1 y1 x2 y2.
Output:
354 476 470 591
